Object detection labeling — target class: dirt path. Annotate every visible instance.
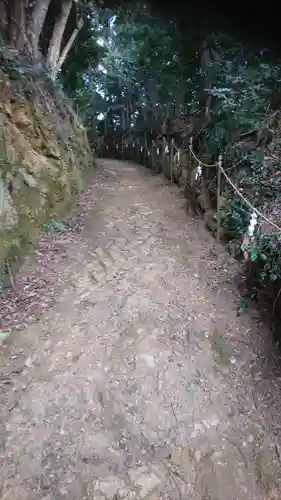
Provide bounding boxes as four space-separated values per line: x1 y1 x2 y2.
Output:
1 160 281 500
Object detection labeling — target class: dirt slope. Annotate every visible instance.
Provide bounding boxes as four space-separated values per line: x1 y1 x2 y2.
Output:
1 160 281 500
0 47 92 289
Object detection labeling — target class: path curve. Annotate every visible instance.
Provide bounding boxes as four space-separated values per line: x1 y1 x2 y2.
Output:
1 160 281 500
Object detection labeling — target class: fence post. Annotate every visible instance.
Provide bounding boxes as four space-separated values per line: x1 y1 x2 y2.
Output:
161 140 166 174
170 139 174 183
217 154 222 248
188 136 193 184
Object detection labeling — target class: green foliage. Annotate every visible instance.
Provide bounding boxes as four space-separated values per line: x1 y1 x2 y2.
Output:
43 219 67 234
60 9 103 95
61 4 195 122
196 35 281 324
203 37 281 153
249 232 281 283
222 196 250 240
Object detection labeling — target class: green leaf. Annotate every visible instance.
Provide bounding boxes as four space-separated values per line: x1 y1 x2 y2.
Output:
237 299 246 315
43 219 67 234
0 330 11 340
250 247 258 262
51 220 67 233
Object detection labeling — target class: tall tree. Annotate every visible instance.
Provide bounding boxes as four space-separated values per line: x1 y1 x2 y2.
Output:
28 0 52 57
46 0 74 77
0 0 86 78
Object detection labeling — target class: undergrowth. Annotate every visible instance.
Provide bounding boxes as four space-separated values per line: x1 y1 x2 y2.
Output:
196 34 281 340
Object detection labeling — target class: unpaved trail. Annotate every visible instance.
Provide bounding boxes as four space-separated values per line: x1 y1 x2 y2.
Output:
1 160 281 500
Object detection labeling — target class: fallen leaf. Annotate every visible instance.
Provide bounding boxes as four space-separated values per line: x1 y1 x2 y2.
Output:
0 330 11 339
25 355 36 367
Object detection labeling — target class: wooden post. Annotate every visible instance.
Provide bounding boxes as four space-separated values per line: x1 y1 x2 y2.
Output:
170 139 174 183
161 139 165 174
188 136 193 182
216 154 222 249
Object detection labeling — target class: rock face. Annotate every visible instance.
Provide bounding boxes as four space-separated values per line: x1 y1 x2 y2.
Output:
0 48 93 286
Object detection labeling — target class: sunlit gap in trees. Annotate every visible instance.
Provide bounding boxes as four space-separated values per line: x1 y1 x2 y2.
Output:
96 14 116 47
94 14 117 115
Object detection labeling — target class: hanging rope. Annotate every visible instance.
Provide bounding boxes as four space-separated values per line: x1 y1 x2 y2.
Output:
112 126 281 234
219 164 281 232
188 142 281 233
189 145 218 168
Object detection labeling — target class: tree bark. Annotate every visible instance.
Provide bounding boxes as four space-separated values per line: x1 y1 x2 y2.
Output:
8 0 25 48
53 17 83 78
0 0 9 40
28 0 52 57
46 0 72 77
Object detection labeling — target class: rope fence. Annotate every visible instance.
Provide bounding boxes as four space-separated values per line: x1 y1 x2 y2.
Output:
100 131 281 257
188 140 281 236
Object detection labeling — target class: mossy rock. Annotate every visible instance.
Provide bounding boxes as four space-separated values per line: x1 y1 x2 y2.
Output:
0 48 94 289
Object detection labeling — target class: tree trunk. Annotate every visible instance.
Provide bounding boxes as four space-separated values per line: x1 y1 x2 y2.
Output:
53 17 83 78
0 0 9 41
200 44 213 119
8 0 25 48
46 0 72 77
28 0 52 57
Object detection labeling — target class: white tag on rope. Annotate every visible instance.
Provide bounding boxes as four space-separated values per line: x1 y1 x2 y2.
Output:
248 211 258 237
195 163 202 180
164 144 169 154
157 148 160 155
